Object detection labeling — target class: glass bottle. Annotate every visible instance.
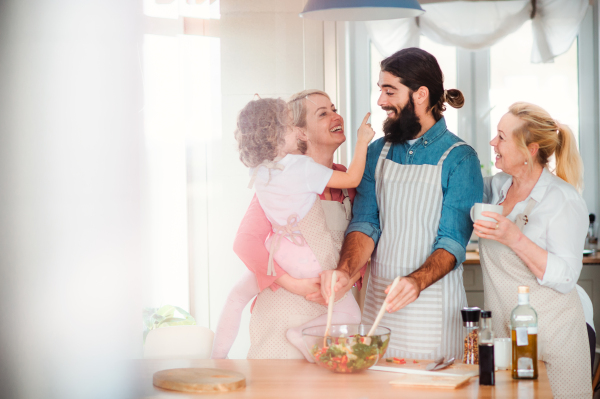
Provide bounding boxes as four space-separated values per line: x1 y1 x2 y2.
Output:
461 307 480 365
587 214 597 254
478 310 495 386
510 286 538 379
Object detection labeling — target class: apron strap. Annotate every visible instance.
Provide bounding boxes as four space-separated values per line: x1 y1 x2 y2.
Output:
341 189 352 220
515 198 538 231
248 159 285 189
437 142 466 166
375 142 392 181
267 214 304 276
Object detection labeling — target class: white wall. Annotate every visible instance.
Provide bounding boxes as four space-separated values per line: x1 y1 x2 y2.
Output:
0 1 145 398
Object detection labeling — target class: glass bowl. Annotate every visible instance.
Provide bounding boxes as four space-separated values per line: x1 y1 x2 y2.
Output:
302 324 391 373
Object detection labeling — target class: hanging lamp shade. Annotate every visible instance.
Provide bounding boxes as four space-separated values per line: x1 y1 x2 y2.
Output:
299 0 424 21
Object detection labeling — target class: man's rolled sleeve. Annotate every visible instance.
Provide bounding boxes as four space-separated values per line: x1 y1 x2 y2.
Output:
432 236 467 267
346 221 381 244
435 152 483 269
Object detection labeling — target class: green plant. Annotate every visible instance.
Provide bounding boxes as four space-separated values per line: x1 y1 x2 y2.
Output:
143 305 196 342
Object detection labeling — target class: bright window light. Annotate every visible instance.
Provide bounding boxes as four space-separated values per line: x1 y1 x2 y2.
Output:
489 20 579 175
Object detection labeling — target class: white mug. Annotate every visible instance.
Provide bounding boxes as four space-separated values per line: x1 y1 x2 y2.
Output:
470 203 503 223
494 337 511 370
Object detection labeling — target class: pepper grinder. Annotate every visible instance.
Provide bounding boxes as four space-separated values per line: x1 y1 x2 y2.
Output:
461 307 481 365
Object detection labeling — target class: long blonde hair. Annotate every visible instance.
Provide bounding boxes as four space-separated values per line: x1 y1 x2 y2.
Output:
287 89 331 154
509 102 583 192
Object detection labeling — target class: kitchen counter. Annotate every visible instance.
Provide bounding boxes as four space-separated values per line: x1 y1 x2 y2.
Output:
133 358 551 398
464 251 600 264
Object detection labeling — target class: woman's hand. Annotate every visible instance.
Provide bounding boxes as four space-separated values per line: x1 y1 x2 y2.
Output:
473 211 523 249
276 275 320 297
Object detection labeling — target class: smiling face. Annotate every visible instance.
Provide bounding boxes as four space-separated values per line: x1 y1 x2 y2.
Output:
377 71 411 119
302 94 345 151
491 113 529 174
377 71 423 143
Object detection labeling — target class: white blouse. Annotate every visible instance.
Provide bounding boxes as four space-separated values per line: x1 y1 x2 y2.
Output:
483 169 594 330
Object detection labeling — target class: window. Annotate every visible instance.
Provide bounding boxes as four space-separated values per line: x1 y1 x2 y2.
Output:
489 20 579 174
143 3 221 326
367 20 583 179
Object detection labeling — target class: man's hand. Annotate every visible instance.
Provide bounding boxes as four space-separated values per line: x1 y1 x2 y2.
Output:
383 249 455 313
305 284 347 305
320 270 350 304
308 269 363 305
384 276 420 313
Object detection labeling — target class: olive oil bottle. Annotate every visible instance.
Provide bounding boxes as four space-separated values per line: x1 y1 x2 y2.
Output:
510 286 538 379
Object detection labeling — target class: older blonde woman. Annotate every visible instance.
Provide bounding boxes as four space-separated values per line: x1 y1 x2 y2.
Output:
474 102 591 398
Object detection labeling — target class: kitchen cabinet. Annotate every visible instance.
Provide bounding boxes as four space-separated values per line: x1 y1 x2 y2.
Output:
463 252 600 331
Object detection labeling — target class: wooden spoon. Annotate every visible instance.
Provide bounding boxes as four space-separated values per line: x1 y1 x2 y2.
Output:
323 271 337 346
367 276 400 337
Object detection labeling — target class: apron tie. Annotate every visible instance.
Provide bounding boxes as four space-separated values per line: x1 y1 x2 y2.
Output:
341 189 352 220
267 214 304 276
248 159 285 189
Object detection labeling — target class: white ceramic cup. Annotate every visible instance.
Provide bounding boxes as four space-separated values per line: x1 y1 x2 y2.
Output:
470 203 503 223
494 337 511 370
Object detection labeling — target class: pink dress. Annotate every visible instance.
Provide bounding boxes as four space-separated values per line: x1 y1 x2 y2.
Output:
233 164 363 294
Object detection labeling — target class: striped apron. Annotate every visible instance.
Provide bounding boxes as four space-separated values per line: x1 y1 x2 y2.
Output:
362 141 468 360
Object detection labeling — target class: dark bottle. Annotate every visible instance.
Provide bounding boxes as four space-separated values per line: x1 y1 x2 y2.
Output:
478 310 495 386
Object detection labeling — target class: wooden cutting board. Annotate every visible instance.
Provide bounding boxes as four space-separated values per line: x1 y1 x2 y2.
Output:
372 358 478 389
375 359 479 376
153 368 246 393
390 373 472 389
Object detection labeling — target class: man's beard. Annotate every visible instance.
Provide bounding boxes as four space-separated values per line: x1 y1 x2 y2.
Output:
382 95 421 144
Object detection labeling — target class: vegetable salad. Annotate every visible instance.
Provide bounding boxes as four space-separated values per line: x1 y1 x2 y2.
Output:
311 335 389 373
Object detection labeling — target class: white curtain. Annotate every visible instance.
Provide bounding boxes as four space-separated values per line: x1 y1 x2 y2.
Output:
367 0 588 63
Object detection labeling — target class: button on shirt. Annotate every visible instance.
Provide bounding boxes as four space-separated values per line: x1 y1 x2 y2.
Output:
347 117 484 267
483 168 589 294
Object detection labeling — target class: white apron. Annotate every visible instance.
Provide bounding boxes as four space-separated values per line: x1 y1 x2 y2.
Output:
480 198 591 398
362 141 468 360
247 191 352 359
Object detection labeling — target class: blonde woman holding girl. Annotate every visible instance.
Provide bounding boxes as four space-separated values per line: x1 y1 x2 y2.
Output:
474 102 592 398
211 92 373 360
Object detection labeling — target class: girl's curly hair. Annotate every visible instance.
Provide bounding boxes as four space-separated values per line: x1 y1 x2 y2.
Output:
234 97 289 168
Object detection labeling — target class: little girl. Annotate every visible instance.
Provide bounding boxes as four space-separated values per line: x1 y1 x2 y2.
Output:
211 96 374 360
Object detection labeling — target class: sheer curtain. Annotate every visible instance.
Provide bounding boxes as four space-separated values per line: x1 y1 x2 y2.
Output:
367 0 588 63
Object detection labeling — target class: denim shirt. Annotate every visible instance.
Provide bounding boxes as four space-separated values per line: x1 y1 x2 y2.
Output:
346 117 483 268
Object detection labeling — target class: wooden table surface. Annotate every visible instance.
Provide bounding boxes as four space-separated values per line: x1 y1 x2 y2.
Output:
465 250 600 265
132 358 552 398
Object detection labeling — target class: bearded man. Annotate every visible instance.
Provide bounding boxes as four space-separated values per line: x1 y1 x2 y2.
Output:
321 48 483 360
